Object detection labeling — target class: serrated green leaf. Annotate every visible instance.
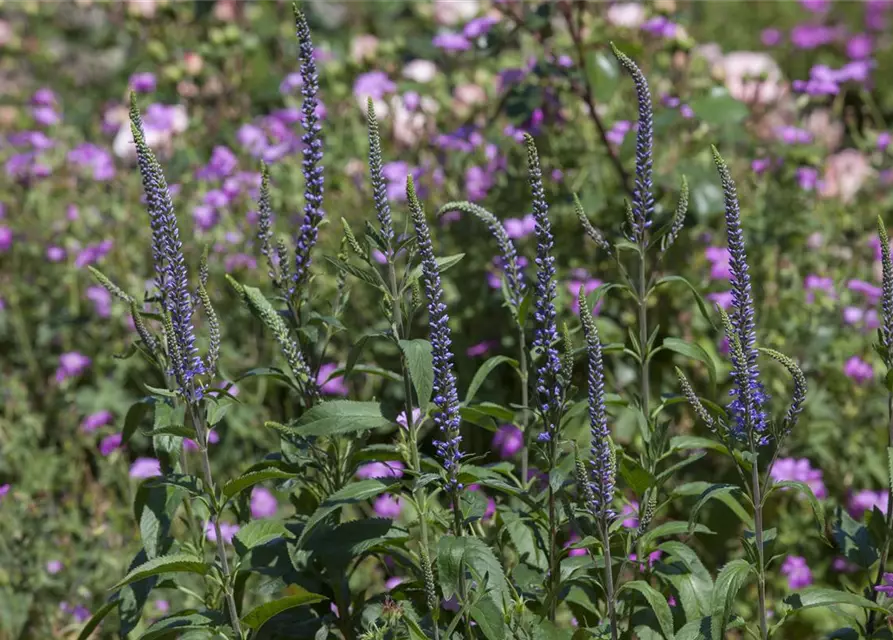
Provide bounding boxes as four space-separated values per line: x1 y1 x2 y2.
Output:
464 356 519 406
782 588 886 613
298 479 397 547
234 519 290 557
765 480 826 536
660 338 717 392
112 554 207 591
222 469 296 502
241 590 328 629
122 399 153 444
286 400 391 437
469 595 507 640
653 275 717 329
711 559 754 639
437 535 510 607
619 580 675 639
76 601 117 640
138 610 226 640
405 253 465 290
399 339 434 414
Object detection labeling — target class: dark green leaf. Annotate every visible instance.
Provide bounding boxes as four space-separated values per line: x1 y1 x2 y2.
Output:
653 276 717 329
710 559 754 639
298 479 397 547
76 601 117 640
234 520 290 557
399 339 434 414
783 588 886 614
619 580 675 639
222 469 296 502
464 356 519 405
241 590 328 629
660 338 717 391
469 595 507 640
138 610 226 640
437 535 510 606
112 554 207 590
765 480 826 536
287 400 391 437
122 399 153 444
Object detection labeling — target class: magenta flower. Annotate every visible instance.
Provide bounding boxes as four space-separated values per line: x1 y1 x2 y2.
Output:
629 550 663 571
46 246 65 262
60 602 91 623
769 458 827 499
843 355 874 384
46 560 63 574
707 290 734 310
129 72 157 93
833 557 859 573
776 126 813 145
99 433 123 456
621 502 639 528
80 410 113 433
250 487 278 519
467 340 496 357
0 227 11 252
463 16 498 39
129 458 162 479
804 274 835 303
761 28 782 46
848 279 883 302
492 424 523 459
781 555 813 589
373 494 403 519
353 71 396 100
385 576 404 590
849 489 889 517
705 246 732 280
565 532 588 557
205 521 240 544
876 573 893 596
606 120 632 146
317 363 348 396
0 484 10 501
55 352 91 383
86 285 112 318
433 32 472 51
504 214 537 239
356 461 405 480
878 132 891 151
567 277 603 315
184 430 220 452
847 33 873 59
396 408 422 430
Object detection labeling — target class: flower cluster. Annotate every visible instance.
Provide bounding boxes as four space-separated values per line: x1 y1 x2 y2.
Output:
291 7 326 292
713 148 768 444
408 177 463 491
525 135 562 442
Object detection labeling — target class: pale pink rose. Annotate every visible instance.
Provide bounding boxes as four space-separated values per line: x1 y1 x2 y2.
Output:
721 52 787 105
819 149 873 204
433 0 479 26
350 35 379 63
402 59 438 83
606 3 646 28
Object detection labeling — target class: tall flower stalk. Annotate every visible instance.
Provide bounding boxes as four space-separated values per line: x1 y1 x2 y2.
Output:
436 200 530 482
129 96 241 636
291 4 326 294
367 102 439 637
524 134 564 621
580 289 618 639
407 176 464 534
611 44 656 429
867 216 893 634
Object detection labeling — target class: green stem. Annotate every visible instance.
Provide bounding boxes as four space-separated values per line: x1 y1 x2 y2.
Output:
638 251 650 419
548 480 558 622
518 328 530 488
752 448 768 640
189 403 242 637
601 520 619 640
866 392 893 635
